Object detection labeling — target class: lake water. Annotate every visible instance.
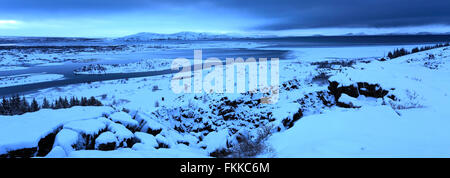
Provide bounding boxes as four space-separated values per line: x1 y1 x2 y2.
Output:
1 35 449 97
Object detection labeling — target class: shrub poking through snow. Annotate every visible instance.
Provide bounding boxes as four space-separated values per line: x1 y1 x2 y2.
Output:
311 72 330 85
311 59 357 69
152 85 159 92
229 125 274 158
295 91 335 115
388 90 425 112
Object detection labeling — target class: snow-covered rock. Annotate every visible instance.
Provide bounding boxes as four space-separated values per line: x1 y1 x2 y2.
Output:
53 129 80 154
45 146 67 158
338 94 362 108
155 134 171 148
95 131 118 150
135 112 164 136
108 122 134 144
109 112 139 130
134 132 158 148
63 119 107 136
0 106 114 156
202 129 229 153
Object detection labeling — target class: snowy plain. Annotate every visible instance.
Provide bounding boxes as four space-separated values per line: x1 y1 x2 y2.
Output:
73 59 173 74
0 73 64 88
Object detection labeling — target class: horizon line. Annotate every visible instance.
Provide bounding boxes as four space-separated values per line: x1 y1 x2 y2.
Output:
1 32 450 39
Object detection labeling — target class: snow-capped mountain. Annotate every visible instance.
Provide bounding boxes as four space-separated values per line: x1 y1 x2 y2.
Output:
114 32 234 41
114 32 275 41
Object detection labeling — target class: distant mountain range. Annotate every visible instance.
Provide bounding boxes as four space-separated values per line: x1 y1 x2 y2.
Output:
114 31 450 41
342 32 450 36
114 32 276 41
0 32 449 43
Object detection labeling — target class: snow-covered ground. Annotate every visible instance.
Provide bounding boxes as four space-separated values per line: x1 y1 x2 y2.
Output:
0 41 267 68
0 73 64 88
0 39 449 158
269 105 450 157
0 45 133 67
73 59 172 74
267 47 450 157
280 44 435 62
0 66 29 72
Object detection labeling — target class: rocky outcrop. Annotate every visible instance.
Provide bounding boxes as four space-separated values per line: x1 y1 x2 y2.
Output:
36 127 62 156
0 127 62 158
328 81 388 103
281 109 303 129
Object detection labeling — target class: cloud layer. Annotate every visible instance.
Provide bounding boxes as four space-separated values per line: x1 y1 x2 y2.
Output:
0 0 449 36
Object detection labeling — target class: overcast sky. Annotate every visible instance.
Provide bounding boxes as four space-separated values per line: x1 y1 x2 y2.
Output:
0 0 449 37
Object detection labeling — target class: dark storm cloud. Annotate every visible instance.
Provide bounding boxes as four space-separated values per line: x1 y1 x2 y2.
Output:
0 0 178 13
1 0 449 30
244 0 450 29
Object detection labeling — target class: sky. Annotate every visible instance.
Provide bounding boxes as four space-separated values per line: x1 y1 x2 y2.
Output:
0 0 449 37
